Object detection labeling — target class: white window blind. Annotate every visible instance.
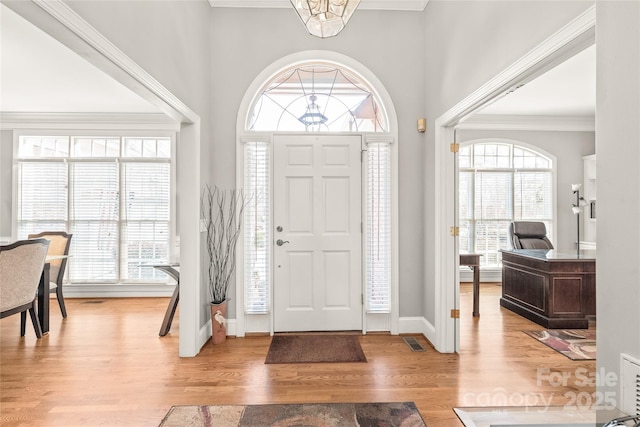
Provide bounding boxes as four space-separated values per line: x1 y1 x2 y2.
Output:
459 143 553 268
122 162 170 280
366 142 391 313
17 162 68 236
69 162 120 282
16 135 172 284
244 142 270 314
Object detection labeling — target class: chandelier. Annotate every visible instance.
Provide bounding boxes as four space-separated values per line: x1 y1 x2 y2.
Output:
290 0 361 38
298 94 328 130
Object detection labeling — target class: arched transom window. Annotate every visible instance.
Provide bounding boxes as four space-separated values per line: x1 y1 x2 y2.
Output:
248 62 387 132
459 141 554 268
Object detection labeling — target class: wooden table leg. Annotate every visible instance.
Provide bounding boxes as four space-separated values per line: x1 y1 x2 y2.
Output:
159 284 179 336
472 265 480 317
38 263 51 334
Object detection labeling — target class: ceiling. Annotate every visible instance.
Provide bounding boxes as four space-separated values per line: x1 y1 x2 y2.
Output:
0 3 160 114
476 45 596 117
1 2 594 119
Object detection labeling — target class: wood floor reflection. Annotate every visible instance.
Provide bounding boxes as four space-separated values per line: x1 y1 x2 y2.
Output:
0 283 596 427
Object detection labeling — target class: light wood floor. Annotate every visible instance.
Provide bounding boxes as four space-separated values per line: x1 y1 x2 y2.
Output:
0 283 596 427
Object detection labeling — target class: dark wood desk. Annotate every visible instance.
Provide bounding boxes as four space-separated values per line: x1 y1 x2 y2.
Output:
500 249 596 329
460 253 482 316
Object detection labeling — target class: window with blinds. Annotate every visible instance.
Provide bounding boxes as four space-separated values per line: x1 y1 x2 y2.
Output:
16 135 172 284
459 142 553 268
366 143 391 313
244 142 270 313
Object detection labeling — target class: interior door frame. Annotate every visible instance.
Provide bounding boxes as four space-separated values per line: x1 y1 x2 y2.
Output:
234 51 399 338
432 6 595 353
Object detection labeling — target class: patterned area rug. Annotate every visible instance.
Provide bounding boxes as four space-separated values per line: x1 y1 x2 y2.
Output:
265 334 367 364
524 329 596 360
159 402 426 426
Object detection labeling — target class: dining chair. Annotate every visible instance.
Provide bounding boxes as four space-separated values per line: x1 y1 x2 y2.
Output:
28 232 73 318
0 238 50 338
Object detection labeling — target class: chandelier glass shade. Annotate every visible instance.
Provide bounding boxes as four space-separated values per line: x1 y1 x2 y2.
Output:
290 0 361 38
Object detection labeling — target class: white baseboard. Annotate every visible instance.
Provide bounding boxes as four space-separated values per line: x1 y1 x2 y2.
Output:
399 316 436 347
459 269 502 283
196 319 237 354
60 284 176 298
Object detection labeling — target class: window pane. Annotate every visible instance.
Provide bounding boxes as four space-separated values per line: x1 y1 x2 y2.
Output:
459 145 471 168
71 137 119 158
19 136 69 158
249 64 387 132
474 143 510 168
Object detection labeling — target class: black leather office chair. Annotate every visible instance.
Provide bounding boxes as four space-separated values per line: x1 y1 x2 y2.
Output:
508 221 554 249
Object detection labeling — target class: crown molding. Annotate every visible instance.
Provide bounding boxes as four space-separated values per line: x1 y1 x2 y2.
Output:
0 112 180 131
207 0 429 11
456 114 595 132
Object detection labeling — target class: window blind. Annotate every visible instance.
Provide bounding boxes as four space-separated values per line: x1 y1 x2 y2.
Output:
69 162 119 282
17 161 68 236
514 171 552 220
244 142 270 314
366 142 391 313
122 162 170 281
16 135 173 285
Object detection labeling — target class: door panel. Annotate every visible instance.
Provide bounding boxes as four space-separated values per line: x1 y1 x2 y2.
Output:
274 135 362 332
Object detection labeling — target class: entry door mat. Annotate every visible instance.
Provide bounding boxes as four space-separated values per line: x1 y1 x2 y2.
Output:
523 329 596 360
264 334 367 364
160 402 426 427
453 406 607 427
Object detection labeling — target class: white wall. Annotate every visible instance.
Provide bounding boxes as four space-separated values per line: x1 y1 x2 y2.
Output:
595 0 640 407
458 129 595 251
422 0 595 324
209 8 427 318
0 130 11 238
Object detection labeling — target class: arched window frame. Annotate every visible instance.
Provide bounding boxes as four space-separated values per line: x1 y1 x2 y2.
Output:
234 51 399 337
459 138 557 269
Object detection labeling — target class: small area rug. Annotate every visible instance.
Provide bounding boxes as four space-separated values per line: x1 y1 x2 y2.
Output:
524 329 596 360
265 334 367 364
159 402 426 427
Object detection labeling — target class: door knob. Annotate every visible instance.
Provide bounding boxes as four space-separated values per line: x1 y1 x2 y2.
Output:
276 239 290 246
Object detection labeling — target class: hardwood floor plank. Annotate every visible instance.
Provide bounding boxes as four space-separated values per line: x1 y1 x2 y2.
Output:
0 283 596 426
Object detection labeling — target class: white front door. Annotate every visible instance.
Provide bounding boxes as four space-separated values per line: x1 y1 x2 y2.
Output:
273 135 362 332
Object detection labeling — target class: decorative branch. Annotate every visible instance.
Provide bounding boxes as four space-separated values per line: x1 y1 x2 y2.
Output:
201 185 246 304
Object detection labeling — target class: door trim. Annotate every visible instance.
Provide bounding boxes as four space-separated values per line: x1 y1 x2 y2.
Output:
432 6 595 353
235 51 399 338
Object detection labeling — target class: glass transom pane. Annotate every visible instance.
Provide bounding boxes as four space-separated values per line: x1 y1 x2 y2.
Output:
248 63 387 133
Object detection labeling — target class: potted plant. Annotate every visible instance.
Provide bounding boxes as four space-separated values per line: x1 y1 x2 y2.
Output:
202 185 245 344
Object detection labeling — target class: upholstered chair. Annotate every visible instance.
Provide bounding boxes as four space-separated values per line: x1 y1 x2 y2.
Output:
28 232 72 317
0 238 50 338
508 221 554 249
